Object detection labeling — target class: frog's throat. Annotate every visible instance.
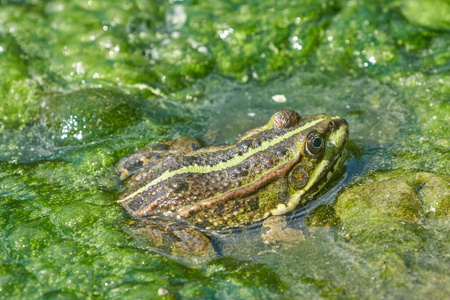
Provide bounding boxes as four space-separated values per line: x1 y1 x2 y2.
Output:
118 116 340 204
270 124 348 215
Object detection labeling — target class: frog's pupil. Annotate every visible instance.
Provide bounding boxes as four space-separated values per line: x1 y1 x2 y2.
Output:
313 138 322 148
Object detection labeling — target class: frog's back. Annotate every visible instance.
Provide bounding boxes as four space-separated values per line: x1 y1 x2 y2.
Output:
119 126 298 225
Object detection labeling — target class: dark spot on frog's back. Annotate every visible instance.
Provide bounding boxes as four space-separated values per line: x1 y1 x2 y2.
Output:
164 155 189 171
167 178 189 193
128 197 144 211
237 139 252 152
272 146 288 157
182 155 197 165
215 152 231 163
251 139 262 148
227 163 249 179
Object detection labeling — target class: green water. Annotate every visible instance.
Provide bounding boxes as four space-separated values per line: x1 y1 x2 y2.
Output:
0 0 449 299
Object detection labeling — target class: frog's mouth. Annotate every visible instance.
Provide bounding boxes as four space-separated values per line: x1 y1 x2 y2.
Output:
270 123 348 216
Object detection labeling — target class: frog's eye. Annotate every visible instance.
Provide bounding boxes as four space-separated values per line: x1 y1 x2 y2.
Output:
305 131 325 157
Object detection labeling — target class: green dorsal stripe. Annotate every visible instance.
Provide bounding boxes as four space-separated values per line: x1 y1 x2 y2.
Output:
118 117 326 203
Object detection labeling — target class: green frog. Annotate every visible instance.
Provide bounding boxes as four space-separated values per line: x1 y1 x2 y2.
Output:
117 109 349 262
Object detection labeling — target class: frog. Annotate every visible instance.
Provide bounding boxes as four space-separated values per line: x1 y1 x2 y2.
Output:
116 109 349 262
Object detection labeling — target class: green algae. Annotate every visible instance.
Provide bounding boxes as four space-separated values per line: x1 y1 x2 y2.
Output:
401 0 450 30
335 170 449 223
0 34 42 130
41 89 144 146
1 0 449 299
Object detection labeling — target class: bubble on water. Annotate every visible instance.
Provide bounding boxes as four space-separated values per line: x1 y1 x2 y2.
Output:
218 24 234 40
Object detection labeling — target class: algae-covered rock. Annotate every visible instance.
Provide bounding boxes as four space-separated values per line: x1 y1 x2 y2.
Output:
401 0 450 30
6 218 57 259
41 89 143 146
305 204 340 227
334 170 449 253
336 173 421 222
0 34 41 129
0 264 30 296
49 202 100 235
335 170 450 222
414 172 450 217
316 0 400 75
184 0 340 82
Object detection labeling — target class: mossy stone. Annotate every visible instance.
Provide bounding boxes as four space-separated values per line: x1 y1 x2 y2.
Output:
6 219 55 254
41 88 143 146
334 170 450 254
49 202 101 235
335 170 450 223
401 0 450 30
412 172 450 217
335 174 421 223
305 204 340 227
0 264 30 297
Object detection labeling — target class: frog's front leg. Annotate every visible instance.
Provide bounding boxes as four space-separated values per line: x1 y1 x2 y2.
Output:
124 218 217 264
261 215 305 246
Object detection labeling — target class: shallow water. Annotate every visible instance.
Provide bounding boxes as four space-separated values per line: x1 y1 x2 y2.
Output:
1 0 449 299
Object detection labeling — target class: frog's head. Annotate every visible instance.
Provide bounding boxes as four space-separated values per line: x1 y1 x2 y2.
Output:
268 109 349 215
